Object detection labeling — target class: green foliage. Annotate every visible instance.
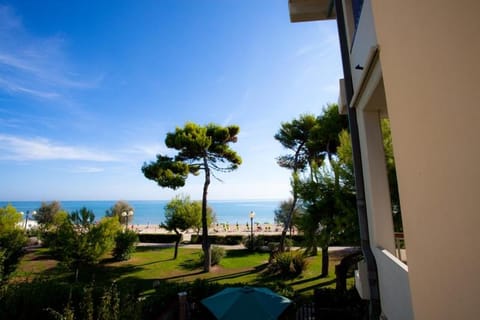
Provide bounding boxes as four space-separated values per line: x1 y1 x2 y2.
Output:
210 246 226 265
105 200 135 225
1 280 141 320
0 229 27 285
0 204 27 285
275 113 321 171
269 251 308 278
142 122 242 189
0 204 23 232
337 120 403 232
113 230 138 261
46 207 121 279
3 245 350 318
142 122 241 271
164 194 215 259
275 105 347 172
381 119 403 231
78 285 94 320
297 162 359 248
35 201 62 226
191 234 246 245
163 194 210 233
97 283 120 320
199 246 225 266
46 302 75 320
275 105 349 252
274 198 303 228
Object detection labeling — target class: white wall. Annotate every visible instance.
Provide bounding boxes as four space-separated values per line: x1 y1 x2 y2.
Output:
370 1 480 319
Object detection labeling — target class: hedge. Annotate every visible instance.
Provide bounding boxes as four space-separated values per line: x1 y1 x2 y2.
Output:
138 233 307 246
190 235 245 245
137 233 180 243
191 234 305 246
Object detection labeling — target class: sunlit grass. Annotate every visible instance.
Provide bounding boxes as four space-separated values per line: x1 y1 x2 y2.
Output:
15 245 351 297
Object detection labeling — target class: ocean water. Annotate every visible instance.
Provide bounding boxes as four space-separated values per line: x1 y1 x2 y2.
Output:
0 200 282 225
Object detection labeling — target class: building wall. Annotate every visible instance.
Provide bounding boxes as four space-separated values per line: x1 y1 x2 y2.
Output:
348 1 413 317
369 1 480 319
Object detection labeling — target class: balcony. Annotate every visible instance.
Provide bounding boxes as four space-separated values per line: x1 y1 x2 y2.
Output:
288 0 336 22
349 0 378 98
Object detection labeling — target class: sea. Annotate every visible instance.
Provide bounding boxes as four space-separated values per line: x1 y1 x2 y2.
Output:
0 200 282 226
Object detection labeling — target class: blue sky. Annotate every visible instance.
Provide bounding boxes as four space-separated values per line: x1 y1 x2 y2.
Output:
0 1 342 201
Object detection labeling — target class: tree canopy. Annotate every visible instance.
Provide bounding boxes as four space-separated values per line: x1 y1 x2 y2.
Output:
142 122 241 272
274 104 349 252
47 207 121 281
0 204 23 232
163 194 214 259
0 204 27 285
105 200 135 226
35 201 62 226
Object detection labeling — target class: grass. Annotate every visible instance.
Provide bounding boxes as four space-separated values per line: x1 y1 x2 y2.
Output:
14 245 353 298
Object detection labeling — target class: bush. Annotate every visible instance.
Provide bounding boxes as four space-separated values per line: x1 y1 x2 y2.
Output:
314 288 368 319
243 235 293 252
199 246 225 266
137 233 179 243
191 234 244 245
113 230 138 261
270 251 308 278
0 229 27 285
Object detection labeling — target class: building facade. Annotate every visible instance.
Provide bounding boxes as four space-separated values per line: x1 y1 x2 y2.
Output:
289 1 480 319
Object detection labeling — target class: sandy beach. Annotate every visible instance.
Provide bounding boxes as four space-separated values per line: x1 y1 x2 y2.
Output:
130 223 288 236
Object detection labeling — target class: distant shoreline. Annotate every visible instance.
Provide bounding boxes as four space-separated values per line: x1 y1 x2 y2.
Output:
131 223 286 235
3 199 282 225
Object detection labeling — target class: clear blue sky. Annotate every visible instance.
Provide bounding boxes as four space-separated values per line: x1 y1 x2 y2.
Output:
0 1 342 201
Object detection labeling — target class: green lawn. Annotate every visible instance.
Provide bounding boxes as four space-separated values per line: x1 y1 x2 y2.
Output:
15 245 352 297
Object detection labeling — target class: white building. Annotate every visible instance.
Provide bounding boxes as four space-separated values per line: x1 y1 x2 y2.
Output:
288 1 480 319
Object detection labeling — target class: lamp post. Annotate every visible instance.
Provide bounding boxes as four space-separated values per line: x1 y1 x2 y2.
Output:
121 210 134 230
21 210 36 230
249 211 255 251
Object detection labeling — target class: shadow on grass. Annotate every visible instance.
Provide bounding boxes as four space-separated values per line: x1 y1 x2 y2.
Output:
289 274 325 286
179 257 201 270
224 249 256 258
103 256 174 267
134 245 174 252
295 279 336 293
29 253 54 261
159 271 205 281
205 264 268 283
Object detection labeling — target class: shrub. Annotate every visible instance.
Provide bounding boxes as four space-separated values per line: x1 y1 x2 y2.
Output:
314 288 368 319
113 230 138 261
137 233 178 243
0 229 27 285
270 251 308 277
199 246 225 266
243 235 293 252
0 280 142 320
191 234 244 245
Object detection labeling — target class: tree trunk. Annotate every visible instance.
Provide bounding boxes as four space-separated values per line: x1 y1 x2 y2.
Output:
202 157 211 272
279 192 297 252
321 245 329 277
173 229 181 260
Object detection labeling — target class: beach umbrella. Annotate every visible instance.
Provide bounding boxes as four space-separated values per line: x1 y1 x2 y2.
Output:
201 286 292 320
